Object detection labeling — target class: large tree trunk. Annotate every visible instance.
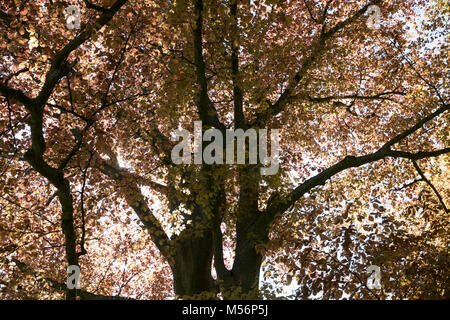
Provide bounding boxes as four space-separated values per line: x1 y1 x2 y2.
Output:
172 243 263 297
227 164 266 296
170 161 266 298
230 244 263 295
171 224 265 298
172 230 215 296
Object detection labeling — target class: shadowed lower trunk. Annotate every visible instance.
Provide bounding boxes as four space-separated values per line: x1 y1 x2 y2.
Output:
171 224 264 298
172 230 215 296
230 237 264 294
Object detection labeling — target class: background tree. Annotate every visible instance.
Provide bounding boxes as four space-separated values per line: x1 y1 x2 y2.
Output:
0 0 448 299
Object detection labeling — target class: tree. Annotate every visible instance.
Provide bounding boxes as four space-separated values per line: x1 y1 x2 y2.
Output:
0 0 448 300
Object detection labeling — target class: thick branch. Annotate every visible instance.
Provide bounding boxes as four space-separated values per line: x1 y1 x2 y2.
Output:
2 258 131 300
412 161 448 213
83 0 109 13
230 0 245 129
0 83 34 109
97 157 172 258
35 0 128 107
252 0 381 126
304 90 406 103
193 0 226 131
259 103 449 230
0 0 129 300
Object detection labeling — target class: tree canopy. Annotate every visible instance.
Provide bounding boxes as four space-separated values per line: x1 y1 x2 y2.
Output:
0 0 448 300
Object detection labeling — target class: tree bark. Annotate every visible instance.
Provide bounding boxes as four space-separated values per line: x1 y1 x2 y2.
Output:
172 230 215 296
